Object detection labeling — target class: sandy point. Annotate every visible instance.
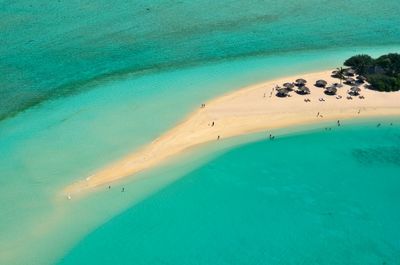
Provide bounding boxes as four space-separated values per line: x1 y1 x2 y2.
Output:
63 70 400 196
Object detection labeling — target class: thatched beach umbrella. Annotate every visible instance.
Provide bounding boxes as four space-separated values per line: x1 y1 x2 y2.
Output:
315 80 327 88
332 82 343 88
357 75 367 83
297 86 310 94
325 86 337 95
350 86 361 92
276 87 289 97
345 78 356 85
344 68 356 76
295 78 307 86
283 82 295 89
350 86 361 95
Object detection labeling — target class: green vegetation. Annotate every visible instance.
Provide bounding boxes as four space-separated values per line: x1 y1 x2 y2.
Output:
335 67 345 85
367 74 400 92
344 53 400 92
344 54 373 75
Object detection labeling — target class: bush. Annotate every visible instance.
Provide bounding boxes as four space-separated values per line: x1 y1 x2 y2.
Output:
344 54 373 75
343 53 400 91
375 53 400 76
367 74 400 92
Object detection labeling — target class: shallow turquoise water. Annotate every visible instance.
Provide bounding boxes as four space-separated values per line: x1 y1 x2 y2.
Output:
58 122 400 265
2 46 400 265
1 0 400 264
1 0 400 120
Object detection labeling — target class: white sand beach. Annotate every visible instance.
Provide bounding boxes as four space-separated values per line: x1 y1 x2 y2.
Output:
64 70 400 195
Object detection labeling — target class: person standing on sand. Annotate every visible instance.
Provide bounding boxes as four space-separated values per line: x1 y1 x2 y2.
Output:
212 121 215 127
317 112 319 117
217 135 220 140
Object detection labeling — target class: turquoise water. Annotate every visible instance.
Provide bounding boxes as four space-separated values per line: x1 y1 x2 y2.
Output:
1 0 400 264
2 46 400 265
58 122 400 265
1 0 400 120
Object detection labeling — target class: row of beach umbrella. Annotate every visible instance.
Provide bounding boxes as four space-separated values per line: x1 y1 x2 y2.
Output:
276 74 363 97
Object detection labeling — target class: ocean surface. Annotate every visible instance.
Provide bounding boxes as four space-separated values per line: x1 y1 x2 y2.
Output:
58 121 400 265
1 1 400 264
2 0 400 120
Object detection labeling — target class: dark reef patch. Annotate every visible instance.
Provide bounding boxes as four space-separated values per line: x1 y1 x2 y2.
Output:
352 146 400 166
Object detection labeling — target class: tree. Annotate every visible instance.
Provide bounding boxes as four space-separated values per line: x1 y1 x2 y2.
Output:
367 74 400 92
335 67 345 85
375 53 400 76
344 54 373 75
342 53 400 92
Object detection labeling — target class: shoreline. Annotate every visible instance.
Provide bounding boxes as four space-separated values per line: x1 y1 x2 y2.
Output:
64 70 400 195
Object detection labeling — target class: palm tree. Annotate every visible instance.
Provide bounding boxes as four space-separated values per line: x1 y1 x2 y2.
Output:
336 67 345 85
